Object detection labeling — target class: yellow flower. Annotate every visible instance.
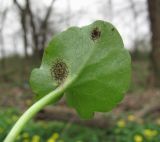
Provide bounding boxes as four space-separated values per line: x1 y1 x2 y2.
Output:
47 138 55 142
143 129 158 138
51 132 59 140
127 114 136 122
143 129 152 138
134 135 143 142
152 130 158 136
117 119 126 128
31 135 40 142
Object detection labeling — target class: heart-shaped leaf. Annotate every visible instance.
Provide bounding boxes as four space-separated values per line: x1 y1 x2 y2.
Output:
30 20 131 119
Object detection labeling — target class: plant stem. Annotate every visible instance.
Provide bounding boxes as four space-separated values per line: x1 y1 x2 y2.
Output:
4 83 68 142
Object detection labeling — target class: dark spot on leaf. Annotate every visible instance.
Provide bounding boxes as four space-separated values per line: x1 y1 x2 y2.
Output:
51 59 68 84
111 28 115 31
91 27 101 41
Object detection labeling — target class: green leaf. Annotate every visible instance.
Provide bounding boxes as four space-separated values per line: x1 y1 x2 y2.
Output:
30 20 131 119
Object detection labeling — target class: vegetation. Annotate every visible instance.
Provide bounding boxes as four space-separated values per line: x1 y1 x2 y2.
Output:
0 108 160 142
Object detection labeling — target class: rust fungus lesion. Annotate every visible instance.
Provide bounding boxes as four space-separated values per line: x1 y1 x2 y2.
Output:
91 27 101 41
50 59 68 85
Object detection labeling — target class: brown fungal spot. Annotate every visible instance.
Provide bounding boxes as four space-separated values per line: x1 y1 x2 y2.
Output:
51 59 68 84
91 27 101 41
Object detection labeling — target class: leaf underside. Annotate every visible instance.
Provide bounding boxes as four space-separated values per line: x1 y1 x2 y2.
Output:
30 20 131 119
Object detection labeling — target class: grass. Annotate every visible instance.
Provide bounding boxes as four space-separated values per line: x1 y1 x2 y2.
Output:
0 109 107 142
0 108 160 142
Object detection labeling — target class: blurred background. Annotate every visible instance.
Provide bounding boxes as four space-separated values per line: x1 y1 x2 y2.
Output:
0 0 160 141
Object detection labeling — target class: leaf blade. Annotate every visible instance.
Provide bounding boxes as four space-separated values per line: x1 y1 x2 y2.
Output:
30 20 131 119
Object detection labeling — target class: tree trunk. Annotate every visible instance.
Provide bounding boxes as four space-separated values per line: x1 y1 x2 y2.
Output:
21 11 28 59
148 0 160 87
